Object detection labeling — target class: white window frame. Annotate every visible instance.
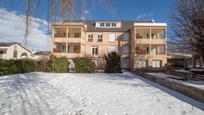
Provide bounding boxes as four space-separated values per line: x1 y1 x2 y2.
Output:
97 33 103 41
92 46 98 55
100 23 105 27
106 23 111 27
138 60 148 68
88 33 93 41
109 33 116 42
152 60 162 68
112 23 116 27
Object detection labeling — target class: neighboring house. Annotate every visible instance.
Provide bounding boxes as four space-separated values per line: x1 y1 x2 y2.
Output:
33 51 51 60
51 20 167 70
0 42 32 60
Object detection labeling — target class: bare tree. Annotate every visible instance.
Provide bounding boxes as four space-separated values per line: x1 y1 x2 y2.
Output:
171 0 204 59
0 0 116 44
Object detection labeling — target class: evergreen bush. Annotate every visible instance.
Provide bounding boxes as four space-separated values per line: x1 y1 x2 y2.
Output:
105 52 121 73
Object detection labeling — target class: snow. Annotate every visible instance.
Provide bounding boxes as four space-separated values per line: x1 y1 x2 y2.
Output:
147 72 204 90
0 72 204 115
176 69 191 73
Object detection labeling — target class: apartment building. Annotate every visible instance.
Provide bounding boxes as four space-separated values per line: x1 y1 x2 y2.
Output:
51 20 167 70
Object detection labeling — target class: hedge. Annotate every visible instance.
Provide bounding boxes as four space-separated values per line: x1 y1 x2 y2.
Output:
0 59 37 76
73 57 95 73
51 57 69 73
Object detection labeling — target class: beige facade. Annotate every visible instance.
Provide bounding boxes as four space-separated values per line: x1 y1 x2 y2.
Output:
0 42 32 60
51 20 167 70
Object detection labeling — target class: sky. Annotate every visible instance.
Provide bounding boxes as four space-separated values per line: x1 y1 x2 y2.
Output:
0 0 177 52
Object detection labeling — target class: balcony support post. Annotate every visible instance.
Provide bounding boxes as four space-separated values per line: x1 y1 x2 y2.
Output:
150 27 152 55
52 28 54 53
66 27 68 53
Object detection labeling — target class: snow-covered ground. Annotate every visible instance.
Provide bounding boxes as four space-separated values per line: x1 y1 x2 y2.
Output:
0 72 204 115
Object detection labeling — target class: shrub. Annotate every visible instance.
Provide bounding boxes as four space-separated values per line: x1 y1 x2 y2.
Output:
164 63 174 74
105 52 121 73
73 57 95 73
14 59 37 73
167 58 185 68
37 59 52 72
0 60 17 76
51 57 69 73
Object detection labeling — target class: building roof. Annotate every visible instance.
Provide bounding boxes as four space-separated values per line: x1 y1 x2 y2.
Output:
0 42 17 47
134 23 167 27
57 20 154 32
34 51 51 55
0 42 32 53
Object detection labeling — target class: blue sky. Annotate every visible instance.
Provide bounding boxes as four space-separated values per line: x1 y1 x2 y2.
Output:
0 0 176 51
1 0 176 23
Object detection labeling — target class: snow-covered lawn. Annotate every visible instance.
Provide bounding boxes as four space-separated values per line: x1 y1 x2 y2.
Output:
0 72 204 115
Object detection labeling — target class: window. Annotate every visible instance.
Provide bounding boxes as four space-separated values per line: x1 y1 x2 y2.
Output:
123 33 129 40
88 33 93 41
100 23 105 27
152 60 162 68
92 46 98 55
68 28 81 38
158 45 165 54
62 46 66 53
106 23 110 27
108 46 117 53
0 50 3 54
0 49 6 54
98 33 103 42
13 50 17 58
112 23 116 27
138 60 148 68
151 46 157 54
54 28 67 38
151 34 156 39
159 30 165 39
109 33 116 42
146 34 149 39
122 45 129 54
74 46 80 53
74 33 81 38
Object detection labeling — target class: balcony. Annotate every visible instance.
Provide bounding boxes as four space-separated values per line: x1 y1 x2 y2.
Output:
53 38 82 43
53 43 81 54
53 53 84 58
135 44 166 55
53 28 83 43
135 28 166 44
135 39 166 44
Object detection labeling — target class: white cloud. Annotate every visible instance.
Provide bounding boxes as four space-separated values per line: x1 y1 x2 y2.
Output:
136 11 154 20
0 8 51 53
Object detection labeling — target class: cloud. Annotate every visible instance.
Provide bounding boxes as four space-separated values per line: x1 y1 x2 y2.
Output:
0 8 51 52
136 11 154 20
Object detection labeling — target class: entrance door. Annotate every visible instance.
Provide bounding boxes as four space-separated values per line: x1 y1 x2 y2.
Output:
121 58 130 69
